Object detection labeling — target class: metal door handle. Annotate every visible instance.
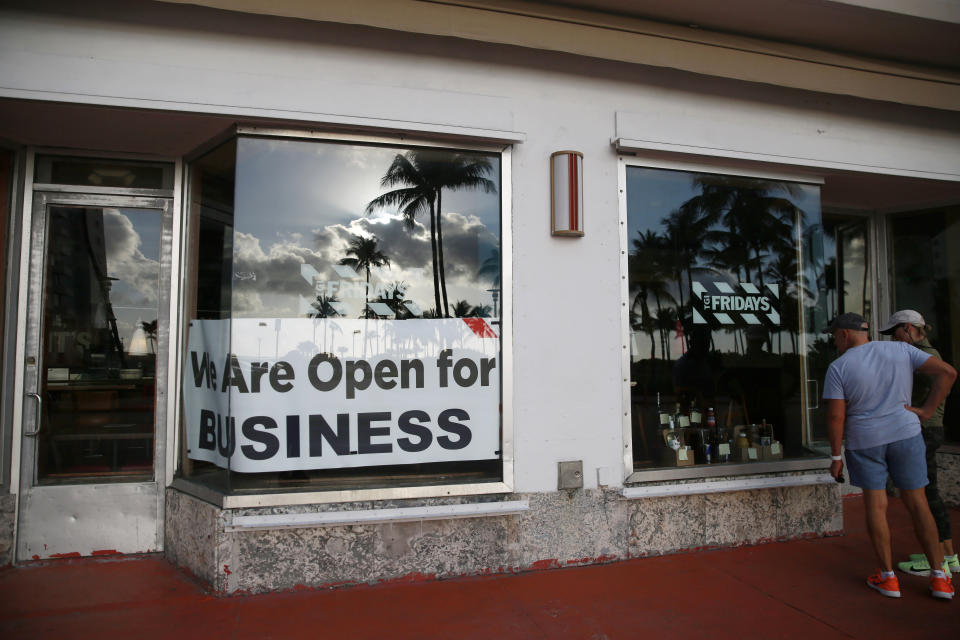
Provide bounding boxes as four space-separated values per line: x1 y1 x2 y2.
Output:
24 392 42 436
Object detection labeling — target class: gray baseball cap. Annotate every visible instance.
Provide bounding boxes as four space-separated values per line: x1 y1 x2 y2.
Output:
823 312 869 334
879 309 925 335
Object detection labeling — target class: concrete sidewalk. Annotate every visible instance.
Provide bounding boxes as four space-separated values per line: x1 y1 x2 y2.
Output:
1 495 958 639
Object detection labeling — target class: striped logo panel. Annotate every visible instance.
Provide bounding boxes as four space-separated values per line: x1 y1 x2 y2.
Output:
692 281 781 327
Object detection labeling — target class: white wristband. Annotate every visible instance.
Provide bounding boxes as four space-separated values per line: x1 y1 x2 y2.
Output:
831 455 842 461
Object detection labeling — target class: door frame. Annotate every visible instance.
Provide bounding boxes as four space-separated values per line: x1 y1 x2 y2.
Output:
12 149 181 560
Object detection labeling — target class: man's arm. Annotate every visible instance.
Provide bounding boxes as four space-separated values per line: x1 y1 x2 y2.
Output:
906 356 957 423
826 398 846 480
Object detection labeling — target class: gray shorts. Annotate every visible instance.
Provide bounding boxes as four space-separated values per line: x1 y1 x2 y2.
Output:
845 433 928 491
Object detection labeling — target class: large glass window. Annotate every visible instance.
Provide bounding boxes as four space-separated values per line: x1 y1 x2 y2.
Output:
181 134 503 495
889 205 960 443
626 166 826 471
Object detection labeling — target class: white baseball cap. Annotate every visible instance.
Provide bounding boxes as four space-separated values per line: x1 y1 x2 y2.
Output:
878 309 925 335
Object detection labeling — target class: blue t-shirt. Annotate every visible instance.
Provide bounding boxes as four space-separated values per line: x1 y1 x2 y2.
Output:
822 341 931 450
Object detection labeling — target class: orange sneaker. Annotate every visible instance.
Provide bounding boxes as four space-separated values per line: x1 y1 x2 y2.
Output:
930 574 955 600
867 571 901 598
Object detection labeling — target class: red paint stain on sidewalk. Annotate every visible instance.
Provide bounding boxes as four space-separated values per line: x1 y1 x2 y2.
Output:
529 558 561 570
2 501 958 640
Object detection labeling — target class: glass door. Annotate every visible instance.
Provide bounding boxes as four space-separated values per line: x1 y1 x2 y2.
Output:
17 192 171 560
888 206 960 443
806 213 872 444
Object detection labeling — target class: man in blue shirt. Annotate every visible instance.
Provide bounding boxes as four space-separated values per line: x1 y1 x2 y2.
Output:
823 312 957 600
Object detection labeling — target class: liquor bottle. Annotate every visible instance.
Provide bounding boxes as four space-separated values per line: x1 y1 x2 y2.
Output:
657 392 671 429
665 415 681 451
689 399 702 426
760 419 772 445
674 402 689 428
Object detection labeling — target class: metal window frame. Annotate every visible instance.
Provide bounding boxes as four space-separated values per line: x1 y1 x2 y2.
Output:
617 153 831 485
176 127 514 509
0 142 25 494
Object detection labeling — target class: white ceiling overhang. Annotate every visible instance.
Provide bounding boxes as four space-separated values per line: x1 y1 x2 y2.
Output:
155 0 960 111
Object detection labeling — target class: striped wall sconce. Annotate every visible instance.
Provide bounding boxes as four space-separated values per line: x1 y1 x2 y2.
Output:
550 150 584 237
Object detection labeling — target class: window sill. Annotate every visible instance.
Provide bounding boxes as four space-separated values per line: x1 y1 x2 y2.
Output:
621 472 835 499
625 456 831 484
170 476 513 508
224 499 530 531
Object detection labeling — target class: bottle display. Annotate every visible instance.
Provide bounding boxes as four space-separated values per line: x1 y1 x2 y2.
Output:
651 400 782 467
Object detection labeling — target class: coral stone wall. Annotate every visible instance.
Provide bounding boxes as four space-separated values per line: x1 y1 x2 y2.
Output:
165 478 842 594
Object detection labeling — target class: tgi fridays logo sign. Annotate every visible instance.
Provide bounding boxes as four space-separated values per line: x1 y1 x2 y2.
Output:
692 281 780 327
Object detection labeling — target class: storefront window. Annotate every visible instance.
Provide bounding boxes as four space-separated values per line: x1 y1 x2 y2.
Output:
626 166 825 471
35 156 174 191
889 206 960 443
181 134 503 494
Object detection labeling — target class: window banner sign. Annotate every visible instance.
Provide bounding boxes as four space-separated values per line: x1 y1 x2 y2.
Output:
184 318 500 472
691 281 781 327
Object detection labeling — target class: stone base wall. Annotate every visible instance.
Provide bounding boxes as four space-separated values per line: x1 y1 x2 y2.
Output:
164 489 222 586
0 494 15 567
166 475 842 594
937 450 960 507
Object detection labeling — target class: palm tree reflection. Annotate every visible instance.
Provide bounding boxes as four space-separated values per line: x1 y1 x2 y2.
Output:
629 171 813 458
366 150 496 317
338 235 390 319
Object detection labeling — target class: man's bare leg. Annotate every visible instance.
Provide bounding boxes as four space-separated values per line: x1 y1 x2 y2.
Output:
899 487 944 570
863 489 892 571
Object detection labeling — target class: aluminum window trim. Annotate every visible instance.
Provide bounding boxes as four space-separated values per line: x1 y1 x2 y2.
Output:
622 471 835 498
172 476 514 509
613 138 960 182
0 144 25 494
224 499 529 531
185 125 522 162
234 125 523 149
29 184 173 198
625 457 831 484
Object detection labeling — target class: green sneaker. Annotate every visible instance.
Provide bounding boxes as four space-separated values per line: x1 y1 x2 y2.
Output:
899 555 933 576
946 554 960 574
898 555 952 577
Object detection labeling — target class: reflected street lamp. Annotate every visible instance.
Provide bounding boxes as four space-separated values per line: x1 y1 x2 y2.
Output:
487 288 500 318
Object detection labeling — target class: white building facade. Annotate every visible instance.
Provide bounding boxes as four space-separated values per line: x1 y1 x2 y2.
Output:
1 0 958 592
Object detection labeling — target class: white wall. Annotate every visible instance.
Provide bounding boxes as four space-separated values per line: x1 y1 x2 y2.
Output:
2 0 959 493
